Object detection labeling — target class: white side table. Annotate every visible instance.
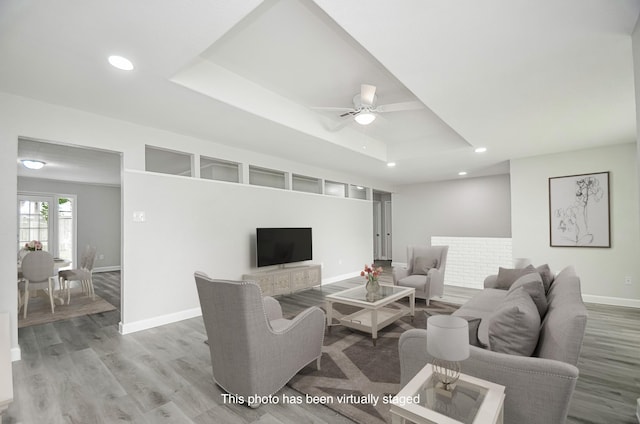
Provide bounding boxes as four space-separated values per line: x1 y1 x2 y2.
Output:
390 364 505 424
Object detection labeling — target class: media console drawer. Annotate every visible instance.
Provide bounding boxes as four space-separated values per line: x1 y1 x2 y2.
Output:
243 264 322 296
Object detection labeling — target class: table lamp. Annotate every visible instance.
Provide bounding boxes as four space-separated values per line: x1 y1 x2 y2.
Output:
426 315 469 395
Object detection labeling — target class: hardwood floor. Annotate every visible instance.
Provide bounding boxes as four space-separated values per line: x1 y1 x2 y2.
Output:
3 270 639 423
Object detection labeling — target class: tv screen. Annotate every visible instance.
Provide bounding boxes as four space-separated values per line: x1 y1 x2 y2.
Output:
256 227 312 267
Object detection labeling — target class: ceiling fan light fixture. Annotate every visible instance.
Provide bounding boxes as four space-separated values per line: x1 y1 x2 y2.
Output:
354 112 376 125
21 159 46 170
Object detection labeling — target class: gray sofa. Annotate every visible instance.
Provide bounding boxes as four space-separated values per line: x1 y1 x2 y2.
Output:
399 265 588 424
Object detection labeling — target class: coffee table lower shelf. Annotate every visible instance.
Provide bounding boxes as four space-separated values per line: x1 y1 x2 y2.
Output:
326 285 415 346
338 307 409 335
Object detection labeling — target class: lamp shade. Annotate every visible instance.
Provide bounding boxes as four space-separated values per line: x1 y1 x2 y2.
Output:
427 315 469 362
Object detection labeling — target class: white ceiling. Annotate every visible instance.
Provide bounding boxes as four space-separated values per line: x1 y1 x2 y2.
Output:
18 139 121 186
2 0 639 186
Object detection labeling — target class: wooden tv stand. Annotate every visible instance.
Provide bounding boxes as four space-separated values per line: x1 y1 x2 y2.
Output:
242 264 321 296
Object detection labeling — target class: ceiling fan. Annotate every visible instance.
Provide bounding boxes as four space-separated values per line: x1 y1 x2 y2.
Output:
312 84 424 126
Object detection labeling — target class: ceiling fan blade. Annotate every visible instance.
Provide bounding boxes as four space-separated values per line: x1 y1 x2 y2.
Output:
327 118 355 132
339 111 358 117
375 100 424 113
311 106 356 112
360 84 376 106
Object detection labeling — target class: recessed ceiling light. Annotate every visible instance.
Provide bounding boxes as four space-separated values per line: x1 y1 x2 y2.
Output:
21 160 45 170
108 55 134 71
356 186 364 190
354 112 376 125
458 171 467 176
474 147 487 153
387 162 396 167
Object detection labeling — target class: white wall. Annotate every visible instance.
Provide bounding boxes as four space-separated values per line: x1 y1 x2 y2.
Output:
121 170 372 329
391 174 511 264
633 16 640 228
18 177 121 270
0 93 384 356
511 143 640 305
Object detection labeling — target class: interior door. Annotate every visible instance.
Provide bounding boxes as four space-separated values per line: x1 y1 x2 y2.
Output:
373 201 382 260
383 200 392 260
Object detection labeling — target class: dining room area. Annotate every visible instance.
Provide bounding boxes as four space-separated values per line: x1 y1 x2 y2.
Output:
16 138 122 329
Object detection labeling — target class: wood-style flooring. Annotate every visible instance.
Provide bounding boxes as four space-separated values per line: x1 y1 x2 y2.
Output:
3 269 639 424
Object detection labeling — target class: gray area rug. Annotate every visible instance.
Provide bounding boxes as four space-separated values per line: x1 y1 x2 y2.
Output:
288 299 458 424
18 288 116 328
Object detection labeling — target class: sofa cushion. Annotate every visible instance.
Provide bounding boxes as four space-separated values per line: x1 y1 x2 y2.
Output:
535 266 588 365
536 264 554 293
509 273 548 317
495 265 536 290
412 256 438 275
454 288 507 347
488 287 541 356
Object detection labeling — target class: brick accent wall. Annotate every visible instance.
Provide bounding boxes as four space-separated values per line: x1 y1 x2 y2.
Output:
431 236 513 289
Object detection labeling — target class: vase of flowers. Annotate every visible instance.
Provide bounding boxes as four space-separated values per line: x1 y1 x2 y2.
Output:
24 240 43 251
18 240 42 262
361 263 383 299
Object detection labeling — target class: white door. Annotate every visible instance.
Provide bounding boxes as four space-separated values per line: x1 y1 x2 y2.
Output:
373 201 382 260
18 193 76 266
383 200 392 260
18 195 54 254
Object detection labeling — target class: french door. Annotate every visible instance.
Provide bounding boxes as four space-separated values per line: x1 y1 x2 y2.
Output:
18 193 76 266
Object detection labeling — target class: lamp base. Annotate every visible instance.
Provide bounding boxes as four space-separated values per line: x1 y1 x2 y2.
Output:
434 381 458 398
432 359 462 392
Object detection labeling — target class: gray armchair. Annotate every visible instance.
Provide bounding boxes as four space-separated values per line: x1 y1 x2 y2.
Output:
393 245 448 305
194 272 325 407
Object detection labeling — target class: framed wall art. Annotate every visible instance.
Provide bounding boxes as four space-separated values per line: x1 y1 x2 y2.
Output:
549 171 610 247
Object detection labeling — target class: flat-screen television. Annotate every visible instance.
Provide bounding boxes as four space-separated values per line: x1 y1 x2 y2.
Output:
256 227 312 267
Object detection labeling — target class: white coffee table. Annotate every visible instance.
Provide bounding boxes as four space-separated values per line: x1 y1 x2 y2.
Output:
390 363 505 424
325 284 414 346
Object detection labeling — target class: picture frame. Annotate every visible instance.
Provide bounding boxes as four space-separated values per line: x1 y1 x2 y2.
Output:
549 171 610 247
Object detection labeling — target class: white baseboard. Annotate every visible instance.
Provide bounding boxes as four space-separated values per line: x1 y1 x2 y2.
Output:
119 307 202 335
322 271 361 285
391 262 407 269
11 347 21 362
582 294 640 309
94 266 121 273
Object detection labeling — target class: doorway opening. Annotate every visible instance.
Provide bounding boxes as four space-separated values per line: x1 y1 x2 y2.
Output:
17 138 122 327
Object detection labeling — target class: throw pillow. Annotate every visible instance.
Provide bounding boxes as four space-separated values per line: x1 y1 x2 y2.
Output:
536 264 554 293
509 273 548 318
488 287 541 356
494 265 536 290
412 256 438 275
456 315 483 347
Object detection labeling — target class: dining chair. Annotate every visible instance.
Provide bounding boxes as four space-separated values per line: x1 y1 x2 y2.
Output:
58 245 97 304
20 251 57 318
